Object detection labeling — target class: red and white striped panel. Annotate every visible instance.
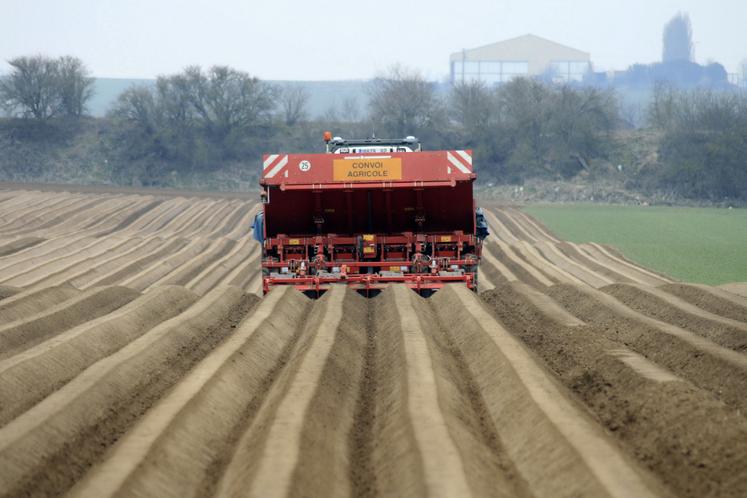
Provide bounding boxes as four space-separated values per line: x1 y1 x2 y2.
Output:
262 154 289 178
446 150 473 174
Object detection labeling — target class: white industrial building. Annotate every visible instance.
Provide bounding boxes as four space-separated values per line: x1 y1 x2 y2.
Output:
450 34 591 85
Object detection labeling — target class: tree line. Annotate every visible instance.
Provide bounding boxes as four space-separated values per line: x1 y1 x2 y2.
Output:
1 54 746 200
107 66 278 183
648 84 747 199
0 56 93 120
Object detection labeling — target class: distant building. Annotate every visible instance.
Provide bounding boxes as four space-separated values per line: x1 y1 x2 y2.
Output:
450 34 591 85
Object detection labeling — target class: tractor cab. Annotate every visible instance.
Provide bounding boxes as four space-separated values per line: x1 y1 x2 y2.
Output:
325 134 422 154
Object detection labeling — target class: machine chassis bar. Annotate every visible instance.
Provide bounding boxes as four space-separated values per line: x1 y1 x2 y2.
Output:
262 273 476 296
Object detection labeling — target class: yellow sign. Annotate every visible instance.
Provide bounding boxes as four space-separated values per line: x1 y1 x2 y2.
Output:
440 236 452 242
288 239 301 245
362 234 375 241
333 158 402 181
363 247 375 254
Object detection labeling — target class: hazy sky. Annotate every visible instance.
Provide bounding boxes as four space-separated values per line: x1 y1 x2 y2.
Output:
2 0 745 80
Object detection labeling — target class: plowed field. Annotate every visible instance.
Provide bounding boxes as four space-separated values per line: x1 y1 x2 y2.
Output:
0 188 745 498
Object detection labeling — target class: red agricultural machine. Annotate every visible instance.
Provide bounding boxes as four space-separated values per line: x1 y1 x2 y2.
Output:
254 133 488 295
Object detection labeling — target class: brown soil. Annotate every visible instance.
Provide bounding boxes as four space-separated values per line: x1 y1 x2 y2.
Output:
603 283 747 351
546 284 747 414
0 286 198 425
661 283 747 323
87 238 190 287
161 238 237 287
0 286 139 358
482 283 747 498
0 286 80 323
0 188 744 497
0 237 45 257
598 243 674 282
0 287 256 498
0 181 258 200
93 200 164 236
0 286 20 301
555 241 636 283
485 239 552 289
719 282 747 298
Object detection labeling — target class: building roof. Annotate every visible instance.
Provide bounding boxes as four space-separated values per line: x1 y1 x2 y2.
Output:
449 34 590 62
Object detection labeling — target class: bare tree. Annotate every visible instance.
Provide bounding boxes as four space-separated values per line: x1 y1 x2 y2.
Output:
368 65 444 137
156 72 194 131
279 85 309 126
109 65 281 174
0 56 61 119
619 99 644 128
180 65 277 141
449 80 494 131
486 78 618 179
57 56 95 117
648 88 747 199
341 96 360 122
0 55 94 120
662 13 693 63
111 86 157 125
322 105 339 123
648 81 678 128
122 65 278 137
